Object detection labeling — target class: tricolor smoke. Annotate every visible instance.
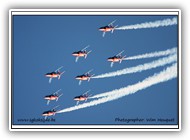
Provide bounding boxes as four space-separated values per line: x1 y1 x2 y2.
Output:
57 63 177 114
92 54 177 79
116 17 177 30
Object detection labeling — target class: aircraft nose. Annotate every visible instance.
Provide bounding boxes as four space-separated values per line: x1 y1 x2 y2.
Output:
44 96 49 100
107 58 112 61
45 73 49 77
75 76 80 79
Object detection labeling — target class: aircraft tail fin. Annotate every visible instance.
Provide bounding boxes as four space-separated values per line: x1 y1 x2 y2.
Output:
85 50 92 59
57 93 63 101
112 25 118 33
88 78 91 82
119 59 122 63
121 55 127 63
58 71 65 79
85 94 93 101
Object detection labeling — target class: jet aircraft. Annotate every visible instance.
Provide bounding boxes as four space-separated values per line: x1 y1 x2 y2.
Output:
42 105 60 119
44 89 63 105
45 66 65 83
72 45 92 62
75 69 95 85
99 20 118 37
107 50 126 67
73 90 92 105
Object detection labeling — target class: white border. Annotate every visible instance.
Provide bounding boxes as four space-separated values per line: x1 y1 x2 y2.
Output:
9 9 181 131
11 9 179 15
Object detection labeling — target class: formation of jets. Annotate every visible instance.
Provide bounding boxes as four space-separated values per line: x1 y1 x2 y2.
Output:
42 20 126 119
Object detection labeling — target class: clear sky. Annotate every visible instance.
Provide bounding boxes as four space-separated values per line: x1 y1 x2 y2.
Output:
13 15 178 125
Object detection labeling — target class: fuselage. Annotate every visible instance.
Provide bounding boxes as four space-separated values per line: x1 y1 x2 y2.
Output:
72 51 87 57
99 26 114 32
42 110 56 117
107 56 122 62
44 95 58 101
75 75 90 81
45 72 60 78
74 96 88 101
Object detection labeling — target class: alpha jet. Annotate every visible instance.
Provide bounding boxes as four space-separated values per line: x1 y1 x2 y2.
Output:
72 45 92 62
107 50 126 67
42 105 60 119
44 89 63 105
73 90 92 105
45 66 65 83
99 20 118 37
75 69 95 85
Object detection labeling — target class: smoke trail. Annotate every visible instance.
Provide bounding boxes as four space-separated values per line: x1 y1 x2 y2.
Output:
92 54 177 79
124 47 177 60
116 17 177 30
57 63 177 114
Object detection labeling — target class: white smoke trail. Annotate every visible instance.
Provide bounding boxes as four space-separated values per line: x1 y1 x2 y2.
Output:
116 17 177 30
92 54 177 79
124 47 177 60
57 63 177 114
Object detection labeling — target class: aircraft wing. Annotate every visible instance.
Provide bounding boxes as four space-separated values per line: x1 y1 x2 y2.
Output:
83 90 91 95
76 101 79 105
81 45 90 51
75 57 79 62
116 50 124 56
79 80 82 85
85 69 93 74
102 32 106 37
53 89 61 95
47 100 50 105
110 62 114 67
53 105 60 110
49 78 52 83
108 20 116 26
55 66 63 72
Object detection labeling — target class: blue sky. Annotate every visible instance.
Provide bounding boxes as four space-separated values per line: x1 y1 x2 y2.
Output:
13 15 178 125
